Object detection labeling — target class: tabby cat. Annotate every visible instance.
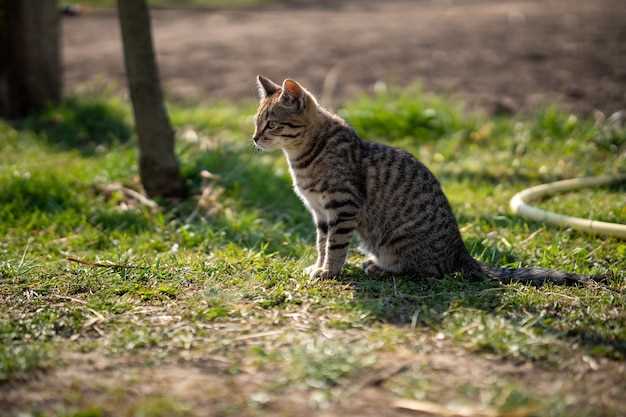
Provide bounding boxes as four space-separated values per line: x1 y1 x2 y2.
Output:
253 75 598 285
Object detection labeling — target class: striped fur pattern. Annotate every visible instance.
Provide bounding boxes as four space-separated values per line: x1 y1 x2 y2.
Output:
252 76 599 285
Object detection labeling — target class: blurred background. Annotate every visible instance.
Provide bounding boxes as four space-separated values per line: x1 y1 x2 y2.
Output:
59 0 626 115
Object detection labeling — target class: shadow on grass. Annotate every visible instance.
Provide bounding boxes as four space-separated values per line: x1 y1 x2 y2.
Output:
0 173 86 231
0 174 81 217
176 143 312 257
0 172 153 235
563 327 626 360
332 225 625 359
335 236 513 325
16 97 132 154
342 267 504 326
89 209 153 234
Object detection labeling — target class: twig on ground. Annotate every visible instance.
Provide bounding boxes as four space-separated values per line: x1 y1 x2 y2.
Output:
364 362 413 388
519 227 544 246
393 398 492 416
91 325 105 337
393 398 537 417
51 295 105 320
543 292 579 301
50 294 87 305
234 330 283 341
339 361 414 404
66 256 147 270
94 182 159 209
50 294 107 336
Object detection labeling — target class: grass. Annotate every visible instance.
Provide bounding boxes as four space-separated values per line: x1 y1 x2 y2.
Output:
536 183 626 224
1 87 625 417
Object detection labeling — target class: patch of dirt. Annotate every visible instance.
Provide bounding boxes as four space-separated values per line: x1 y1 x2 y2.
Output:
63 0 626 115
3 340 625 416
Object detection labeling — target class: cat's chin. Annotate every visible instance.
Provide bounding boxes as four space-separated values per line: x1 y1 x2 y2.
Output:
254 141 277 151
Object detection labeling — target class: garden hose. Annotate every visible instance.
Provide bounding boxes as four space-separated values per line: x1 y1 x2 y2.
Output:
510 174 626 240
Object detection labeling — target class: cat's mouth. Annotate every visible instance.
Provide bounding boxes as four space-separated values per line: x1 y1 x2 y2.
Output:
253 137 273 151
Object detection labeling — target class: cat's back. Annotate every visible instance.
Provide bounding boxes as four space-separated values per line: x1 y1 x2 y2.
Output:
360 141 439 197
357 140 462 255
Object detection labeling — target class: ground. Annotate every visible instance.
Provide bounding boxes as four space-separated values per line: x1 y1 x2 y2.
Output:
64 0 626 115
1 88 625 416
1 1 626 416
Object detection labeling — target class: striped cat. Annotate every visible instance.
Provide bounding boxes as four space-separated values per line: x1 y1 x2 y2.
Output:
253 75 599 285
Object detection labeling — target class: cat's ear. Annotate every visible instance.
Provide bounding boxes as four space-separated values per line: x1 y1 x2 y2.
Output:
279 79 306 110
256 75 280 99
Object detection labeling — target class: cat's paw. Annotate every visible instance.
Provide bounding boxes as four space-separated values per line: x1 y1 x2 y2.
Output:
362 260 386 277
308 267 337 280
304 264 319 276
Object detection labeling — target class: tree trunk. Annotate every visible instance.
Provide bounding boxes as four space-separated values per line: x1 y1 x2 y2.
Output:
117 0 186 199
0 0 61 119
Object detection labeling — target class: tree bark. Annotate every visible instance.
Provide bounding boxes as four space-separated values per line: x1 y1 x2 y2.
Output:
117 0 186 199
0 0 61 119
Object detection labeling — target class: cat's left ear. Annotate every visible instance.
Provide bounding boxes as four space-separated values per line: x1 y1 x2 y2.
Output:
256 75 280 99
279 79 306 110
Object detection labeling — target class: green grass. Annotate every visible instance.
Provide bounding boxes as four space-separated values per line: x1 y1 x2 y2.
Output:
536 183 626 224
1 88 625 416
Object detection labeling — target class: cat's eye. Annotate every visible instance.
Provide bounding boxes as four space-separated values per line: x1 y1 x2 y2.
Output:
267 121 279 130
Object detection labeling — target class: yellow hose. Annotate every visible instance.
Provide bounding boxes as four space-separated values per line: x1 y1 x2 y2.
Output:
510 174 626 240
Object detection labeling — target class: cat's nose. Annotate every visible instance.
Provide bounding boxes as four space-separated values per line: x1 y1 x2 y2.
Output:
252 134 261 143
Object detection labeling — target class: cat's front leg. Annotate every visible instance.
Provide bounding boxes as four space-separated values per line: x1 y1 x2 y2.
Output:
305 217 328 277
314 208 358 279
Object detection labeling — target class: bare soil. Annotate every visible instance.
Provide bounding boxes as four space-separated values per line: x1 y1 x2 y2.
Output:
4 340 625 417
63 0 626 115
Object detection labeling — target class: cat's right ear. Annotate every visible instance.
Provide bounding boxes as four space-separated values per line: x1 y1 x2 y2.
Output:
256 75 280 99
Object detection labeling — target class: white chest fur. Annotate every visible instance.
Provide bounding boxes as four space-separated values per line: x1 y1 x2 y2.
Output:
286 152 327 218
293 177 325 214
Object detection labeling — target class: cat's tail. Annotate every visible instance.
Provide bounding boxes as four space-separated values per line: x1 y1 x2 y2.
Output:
461 255 606 286
477 263 604 285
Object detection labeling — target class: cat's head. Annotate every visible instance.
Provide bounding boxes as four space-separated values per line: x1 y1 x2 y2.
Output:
252 76 318 151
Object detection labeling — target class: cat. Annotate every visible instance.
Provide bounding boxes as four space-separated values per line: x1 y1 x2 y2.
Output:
253 75 600 285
